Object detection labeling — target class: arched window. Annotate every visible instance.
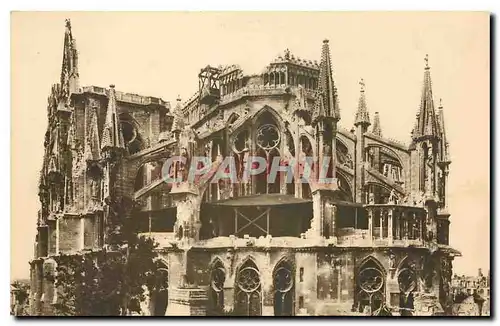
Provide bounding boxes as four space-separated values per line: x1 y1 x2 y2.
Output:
273 260 294 316
336 172 353 202
422 143 429 191
366 184 392 205
283 129 295 195
209 261 226 315
299 136 313 199
235 260 262 316
398 263 417 316
268 148 281 194
119 115 144 155
269 72 275 86
355 258 386 315
336 140 353 169
380 152 404 184
254 115 281 195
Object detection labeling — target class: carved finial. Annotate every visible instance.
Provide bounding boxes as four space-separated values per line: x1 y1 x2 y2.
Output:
284 48 291 60
359 78 365 92
176 94 182 102
372 111 382 137
425 54 429 69
439 98 443 108
65 18 71 29
323 39 329 44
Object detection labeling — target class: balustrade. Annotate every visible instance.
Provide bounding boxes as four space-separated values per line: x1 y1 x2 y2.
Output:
364 205 426 246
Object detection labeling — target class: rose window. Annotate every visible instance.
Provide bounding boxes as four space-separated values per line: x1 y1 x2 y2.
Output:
274 267 293 293
359 267 384 293
237 267 261 293
256 124 280 151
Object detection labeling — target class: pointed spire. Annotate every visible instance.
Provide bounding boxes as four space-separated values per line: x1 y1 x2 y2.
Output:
436 99 451 163
313 39 340 124
60 19 79 98
85 106 101 162
354 78 371 127
372 112 382 136
413 54 439 140
101 85 125 152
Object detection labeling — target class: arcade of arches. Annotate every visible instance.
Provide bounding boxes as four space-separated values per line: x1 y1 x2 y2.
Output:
148 252 435 316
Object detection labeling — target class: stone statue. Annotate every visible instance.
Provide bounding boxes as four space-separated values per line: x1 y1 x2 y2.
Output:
388 189 398 204
389 253 396 270
389 253 397 278
368 192 375 204
383 164 389 177
90 178 100 200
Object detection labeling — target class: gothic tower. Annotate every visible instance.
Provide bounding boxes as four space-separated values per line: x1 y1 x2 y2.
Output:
312 39 341 181
410 55 440 199
353 78 370 202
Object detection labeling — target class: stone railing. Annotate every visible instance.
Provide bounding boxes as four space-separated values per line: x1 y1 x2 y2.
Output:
80 86 169 107
364 204 427 246
219 84 317 106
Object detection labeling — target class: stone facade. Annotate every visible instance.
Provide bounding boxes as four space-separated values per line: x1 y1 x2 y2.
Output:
30 20 460 316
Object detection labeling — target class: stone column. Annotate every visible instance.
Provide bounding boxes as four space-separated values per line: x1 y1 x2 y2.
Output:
261 252 274 316
294 121 301 197
331 123 337 179
388 208 393 245
330 205 337 241
168 184 204 317
395 210 400 240
55 217 60 254
171 185 202 243
318 125 324 180
379 210 383 240
415 212 421 241
367 208 373 244
425 199 438 242
79 217 85 250
309 191 323 238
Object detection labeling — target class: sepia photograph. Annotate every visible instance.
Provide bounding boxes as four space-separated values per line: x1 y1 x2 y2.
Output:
10 11 490 317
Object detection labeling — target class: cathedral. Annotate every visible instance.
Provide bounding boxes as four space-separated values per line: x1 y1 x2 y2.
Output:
29 20 460 316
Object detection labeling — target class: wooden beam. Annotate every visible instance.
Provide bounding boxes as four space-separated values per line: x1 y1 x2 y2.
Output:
236 209 268 234
266 208 270 235
234 208 238 236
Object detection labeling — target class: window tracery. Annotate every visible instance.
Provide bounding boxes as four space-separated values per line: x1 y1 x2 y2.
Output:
235 260 262 316
209 262 226 315
273 262 294 316
355 259 386 315
398 266 416 315
256 124 280 151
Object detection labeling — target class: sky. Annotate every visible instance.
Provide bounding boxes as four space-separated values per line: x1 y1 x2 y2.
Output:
11 12 490 280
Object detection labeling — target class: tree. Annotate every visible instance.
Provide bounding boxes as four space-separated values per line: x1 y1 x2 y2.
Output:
52 234 159 316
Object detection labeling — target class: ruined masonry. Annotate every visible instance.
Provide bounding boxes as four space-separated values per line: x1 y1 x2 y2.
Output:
30 20 459 316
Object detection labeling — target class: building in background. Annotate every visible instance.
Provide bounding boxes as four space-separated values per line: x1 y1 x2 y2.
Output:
451 269 490 316
30 20 461 316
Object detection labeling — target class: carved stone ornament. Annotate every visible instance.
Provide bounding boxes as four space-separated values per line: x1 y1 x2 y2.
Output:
389 253 397 278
